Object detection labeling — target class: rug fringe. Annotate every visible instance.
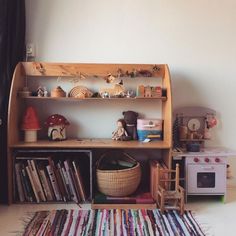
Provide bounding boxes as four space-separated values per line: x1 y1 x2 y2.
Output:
12 212 38 236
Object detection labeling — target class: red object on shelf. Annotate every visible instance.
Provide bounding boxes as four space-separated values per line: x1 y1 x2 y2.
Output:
44 114 70 127
21 106 40 130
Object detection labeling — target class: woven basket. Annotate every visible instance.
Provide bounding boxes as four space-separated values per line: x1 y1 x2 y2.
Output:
96 152 141 197
50 86 66 97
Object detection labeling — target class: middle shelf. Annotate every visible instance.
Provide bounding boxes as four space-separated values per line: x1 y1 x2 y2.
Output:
21 96 167 101
10 139 171 149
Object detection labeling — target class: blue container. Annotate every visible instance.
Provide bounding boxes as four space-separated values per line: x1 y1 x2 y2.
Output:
137 130 163 141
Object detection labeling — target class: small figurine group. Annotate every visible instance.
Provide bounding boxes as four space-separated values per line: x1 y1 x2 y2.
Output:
112 110 138 141
37 86 48 97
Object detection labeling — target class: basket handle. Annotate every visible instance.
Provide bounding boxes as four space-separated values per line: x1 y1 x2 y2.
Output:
96 151 137 168
96 152 108 168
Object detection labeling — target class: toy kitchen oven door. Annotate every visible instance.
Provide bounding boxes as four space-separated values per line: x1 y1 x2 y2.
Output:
186 155 227 201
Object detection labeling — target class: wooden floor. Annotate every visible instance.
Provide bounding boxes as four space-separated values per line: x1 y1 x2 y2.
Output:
1 188 236 235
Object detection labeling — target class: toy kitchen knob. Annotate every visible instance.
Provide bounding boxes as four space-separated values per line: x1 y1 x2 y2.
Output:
215 157 220 163
194 157 199 163
205 157 210 163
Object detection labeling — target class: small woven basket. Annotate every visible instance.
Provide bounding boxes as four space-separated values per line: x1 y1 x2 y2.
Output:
96 152 141 197
50 86 66 98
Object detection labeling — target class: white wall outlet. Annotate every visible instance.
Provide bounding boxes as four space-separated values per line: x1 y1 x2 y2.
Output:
26 43 35 58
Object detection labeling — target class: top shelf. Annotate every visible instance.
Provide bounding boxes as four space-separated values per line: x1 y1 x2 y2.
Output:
20 62 166 78
21 96 167 101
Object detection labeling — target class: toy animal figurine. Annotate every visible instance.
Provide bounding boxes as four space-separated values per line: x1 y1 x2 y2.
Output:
37 86 45 97
112 119 129 141
123 110 139 140
100 80 125 97
104 73 116 83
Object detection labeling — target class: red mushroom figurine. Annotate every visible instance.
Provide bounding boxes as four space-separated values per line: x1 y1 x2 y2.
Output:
45 114 70 141
21 106 40 142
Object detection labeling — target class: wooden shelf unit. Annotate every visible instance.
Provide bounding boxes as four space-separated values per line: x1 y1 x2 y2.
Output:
7 62 173 207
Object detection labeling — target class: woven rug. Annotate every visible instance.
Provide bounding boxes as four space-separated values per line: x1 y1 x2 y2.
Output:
22 209 206 236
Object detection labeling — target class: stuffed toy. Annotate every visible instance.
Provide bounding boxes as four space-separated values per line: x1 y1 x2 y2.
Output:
122 110 139 140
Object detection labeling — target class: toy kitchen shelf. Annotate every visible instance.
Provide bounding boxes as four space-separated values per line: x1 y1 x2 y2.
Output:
173 106 218 152
7 62 173 208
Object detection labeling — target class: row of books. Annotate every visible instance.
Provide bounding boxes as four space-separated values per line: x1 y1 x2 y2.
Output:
14 157 86 203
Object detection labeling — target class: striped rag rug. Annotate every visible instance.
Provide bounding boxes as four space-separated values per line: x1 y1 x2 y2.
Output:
22 209 206 236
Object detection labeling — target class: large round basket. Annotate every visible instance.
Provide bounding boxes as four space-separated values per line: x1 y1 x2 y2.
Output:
96 152 141 197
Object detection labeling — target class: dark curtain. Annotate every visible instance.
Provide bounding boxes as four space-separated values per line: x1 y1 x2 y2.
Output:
0 0 25 203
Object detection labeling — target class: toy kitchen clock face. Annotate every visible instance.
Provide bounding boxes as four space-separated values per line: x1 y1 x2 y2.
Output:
187 118 201 131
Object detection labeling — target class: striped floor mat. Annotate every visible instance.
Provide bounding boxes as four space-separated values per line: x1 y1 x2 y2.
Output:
23 209 206 236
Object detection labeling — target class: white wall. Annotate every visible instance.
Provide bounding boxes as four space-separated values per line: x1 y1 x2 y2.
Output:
25 0 236 175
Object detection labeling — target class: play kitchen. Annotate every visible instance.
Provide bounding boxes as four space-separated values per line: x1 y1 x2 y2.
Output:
172 106 235 202
185 150 227 196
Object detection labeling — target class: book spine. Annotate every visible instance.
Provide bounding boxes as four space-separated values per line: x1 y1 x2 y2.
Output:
70 167 81 203
54 165 67 202
72 161 86 202
20 167 29 202
26 166 40 203
46 165 62 201
64 160 78 203
29 160 46 202
61 166 73 201
57 162 70 201
21 166 34 202
30 160 46 202
15 163 25 202
44 168 56 201
38 168 53 201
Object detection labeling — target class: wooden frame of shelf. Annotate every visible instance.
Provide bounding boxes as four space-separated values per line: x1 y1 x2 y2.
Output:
21 96 167 101
92 203 156 210
7 62 173 207
10 139 171 149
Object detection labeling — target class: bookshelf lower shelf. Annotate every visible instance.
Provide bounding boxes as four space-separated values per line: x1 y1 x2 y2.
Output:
92 203 156 210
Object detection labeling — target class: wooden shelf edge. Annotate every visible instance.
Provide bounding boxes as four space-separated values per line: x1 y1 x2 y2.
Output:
21 62 166 77
91 203 156 209
20 96 167 101
9 139 171 149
